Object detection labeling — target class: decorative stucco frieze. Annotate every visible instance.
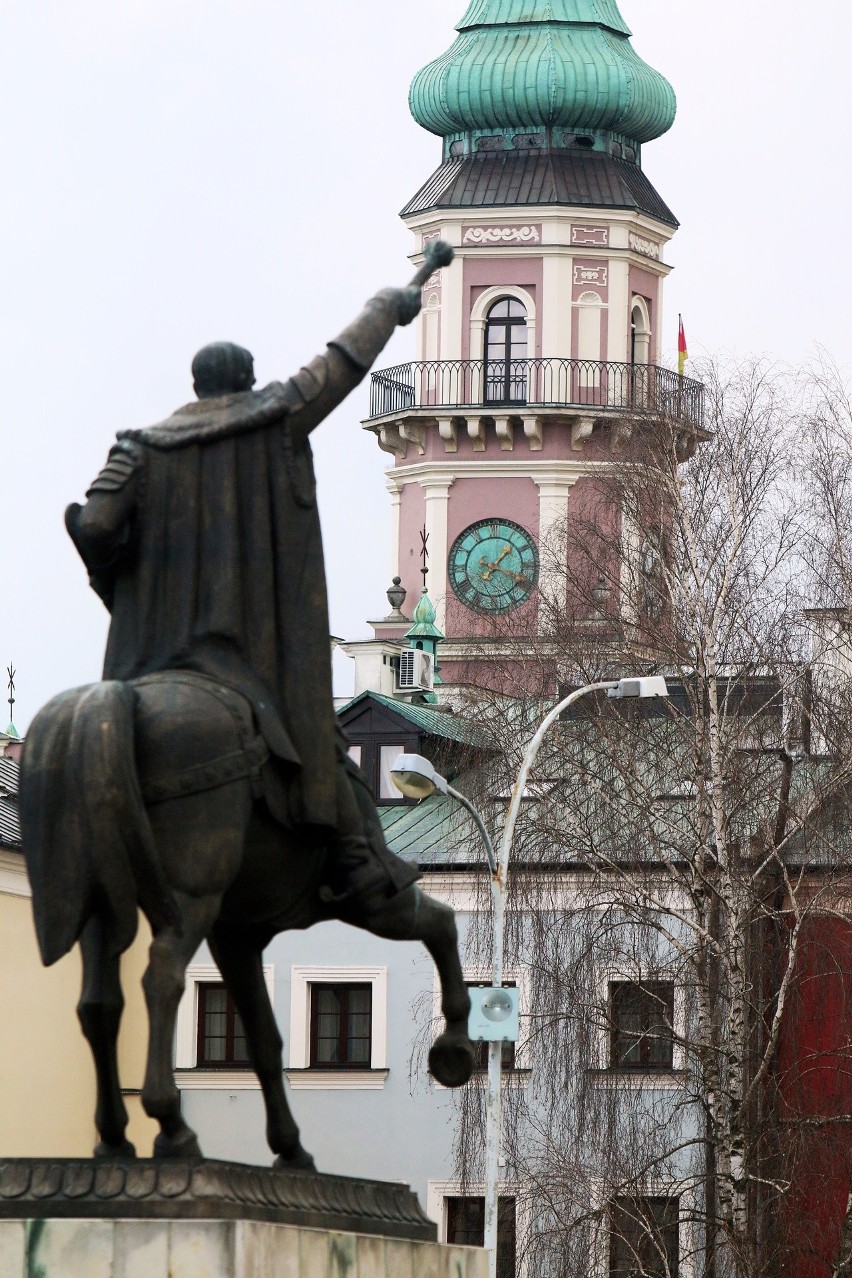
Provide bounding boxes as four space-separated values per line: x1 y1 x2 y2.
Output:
461 225 541 246
573 264 608 288
571 225 609 247
628 232 662 260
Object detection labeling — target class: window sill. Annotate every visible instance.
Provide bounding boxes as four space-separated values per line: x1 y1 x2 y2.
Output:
174 1068 260 1091
432 1067 532 1092
285 1069 389 1091
586 1069 688 1091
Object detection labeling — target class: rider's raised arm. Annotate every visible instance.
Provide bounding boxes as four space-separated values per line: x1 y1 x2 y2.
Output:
65 440 142 608
281 286 420 446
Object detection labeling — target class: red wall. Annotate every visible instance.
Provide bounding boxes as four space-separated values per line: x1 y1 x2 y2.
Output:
778 916 852 1277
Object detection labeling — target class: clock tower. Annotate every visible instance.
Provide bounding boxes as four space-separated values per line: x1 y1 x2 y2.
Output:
361 0 704 684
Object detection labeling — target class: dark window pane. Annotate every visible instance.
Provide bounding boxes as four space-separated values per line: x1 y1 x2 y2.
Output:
484 300 529 406
447 1197 516 1278
310 983 372 1068
610 1197 679 1278
610 983 674 1070
197 982 251 1068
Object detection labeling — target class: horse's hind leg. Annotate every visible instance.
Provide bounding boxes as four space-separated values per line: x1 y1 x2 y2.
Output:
208 924 316 1172
77 915 136 1159
355 886 475 1087
141 891 222 1160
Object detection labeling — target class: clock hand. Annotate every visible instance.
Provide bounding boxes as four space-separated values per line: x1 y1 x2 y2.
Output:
492 565 529 585
478 546 512 581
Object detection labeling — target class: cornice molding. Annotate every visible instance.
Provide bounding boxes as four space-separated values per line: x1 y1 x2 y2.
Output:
384 457 613 485
0 850 29 898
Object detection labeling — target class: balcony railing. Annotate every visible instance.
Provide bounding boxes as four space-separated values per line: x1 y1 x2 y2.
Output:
368 359 705 432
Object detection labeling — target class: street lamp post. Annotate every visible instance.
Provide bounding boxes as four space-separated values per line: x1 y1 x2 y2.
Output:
392 675 668 1278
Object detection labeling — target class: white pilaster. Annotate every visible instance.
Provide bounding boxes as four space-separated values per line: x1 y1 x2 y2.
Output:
541 252 573 358
607 256 630 363
422 476 455 631
386 475 403 578
535 476 578 612
440 227 465 361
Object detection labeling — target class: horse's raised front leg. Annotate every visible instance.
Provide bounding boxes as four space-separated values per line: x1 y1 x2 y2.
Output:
77 915 135 1159
141 891 222 1159
209 924 316 1172
356 885 474 1087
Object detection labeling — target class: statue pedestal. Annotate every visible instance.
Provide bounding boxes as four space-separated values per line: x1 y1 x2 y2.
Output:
0 1219 486 1277
0 1159 487 1277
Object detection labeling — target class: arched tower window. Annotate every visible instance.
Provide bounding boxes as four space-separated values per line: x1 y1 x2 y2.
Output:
630 298 651 366
484 298 528 405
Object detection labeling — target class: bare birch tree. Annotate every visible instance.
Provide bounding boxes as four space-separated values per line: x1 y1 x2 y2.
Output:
434 359 852 1278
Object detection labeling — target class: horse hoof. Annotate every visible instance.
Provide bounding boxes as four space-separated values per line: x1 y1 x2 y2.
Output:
429 1032 475 1087
274 1147 317 1174
94 1140 136 1161
153 1129 203 1161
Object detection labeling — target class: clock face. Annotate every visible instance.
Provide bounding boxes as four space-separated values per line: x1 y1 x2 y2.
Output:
448 519 539 614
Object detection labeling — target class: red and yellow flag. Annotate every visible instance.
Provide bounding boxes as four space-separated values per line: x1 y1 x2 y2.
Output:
678 315 688 376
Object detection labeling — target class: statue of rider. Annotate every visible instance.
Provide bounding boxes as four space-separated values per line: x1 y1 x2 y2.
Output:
65 282 424 914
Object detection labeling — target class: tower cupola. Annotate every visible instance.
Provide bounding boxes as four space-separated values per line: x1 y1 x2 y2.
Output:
410 0 676 161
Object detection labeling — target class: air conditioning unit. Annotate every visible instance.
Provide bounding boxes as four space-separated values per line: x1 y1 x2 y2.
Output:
396 648 434 693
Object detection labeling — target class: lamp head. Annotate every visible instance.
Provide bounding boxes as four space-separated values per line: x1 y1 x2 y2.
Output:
607 676 670 700
390 753 448 799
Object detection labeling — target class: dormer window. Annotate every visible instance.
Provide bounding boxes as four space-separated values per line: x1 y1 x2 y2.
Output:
476 135 504 151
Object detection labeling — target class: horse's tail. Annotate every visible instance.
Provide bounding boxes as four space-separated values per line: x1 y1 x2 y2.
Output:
19 681 178 966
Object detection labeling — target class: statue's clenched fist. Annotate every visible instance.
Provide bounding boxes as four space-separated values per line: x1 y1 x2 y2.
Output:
374 287 422 328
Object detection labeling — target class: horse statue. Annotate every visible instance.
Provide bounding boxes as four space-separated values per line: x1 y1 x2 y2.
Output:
18 242 475 1170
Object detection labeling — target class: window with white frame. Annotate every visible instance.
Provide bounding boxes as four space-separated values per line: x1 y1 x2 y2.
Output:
309 982 372 1068
174 962 274 1088
287 965 388 1089
590 966 685 1081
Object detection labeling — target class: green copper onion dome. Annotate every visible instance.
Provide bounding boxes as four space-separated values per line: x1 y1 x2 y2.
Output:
406 589 444 642
410 0 676 152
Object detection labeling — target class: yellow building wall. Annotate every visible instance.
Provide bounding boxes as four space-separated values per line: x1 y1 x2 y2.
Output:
0 879 158 1156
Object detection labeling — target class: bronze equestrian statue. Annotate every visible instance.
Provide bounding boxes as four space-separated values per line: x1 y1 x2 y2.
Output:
19 241 475 1169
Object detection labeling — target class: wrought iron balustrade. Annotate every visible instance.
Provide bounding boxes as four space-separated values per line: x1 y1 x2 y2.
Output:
368 358 705 431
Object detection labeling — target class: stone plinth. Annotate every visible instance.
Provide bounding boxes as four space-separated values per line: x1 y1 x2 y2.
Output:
0 1159 433 1238
0 1219 487 1277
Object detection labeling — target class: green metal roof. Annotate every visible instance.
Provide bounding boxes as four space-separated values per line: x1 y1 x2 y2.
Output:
379 794 484 866
340 691 493 750
409 0 675 148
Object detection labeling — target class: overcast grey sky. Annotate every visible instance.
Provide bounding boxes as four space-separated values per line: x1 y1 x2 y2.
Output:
3 1 850 729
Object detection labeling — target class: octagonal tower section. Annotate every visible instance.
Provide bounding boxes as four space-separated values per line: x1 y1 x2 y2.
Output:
362 0 705 689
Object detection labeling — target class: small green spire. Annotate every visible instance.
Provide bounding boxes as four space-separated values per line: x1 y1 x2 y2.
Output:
5 666 17 740
405 589 444 699
407 589 444 641
409 0 675 155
